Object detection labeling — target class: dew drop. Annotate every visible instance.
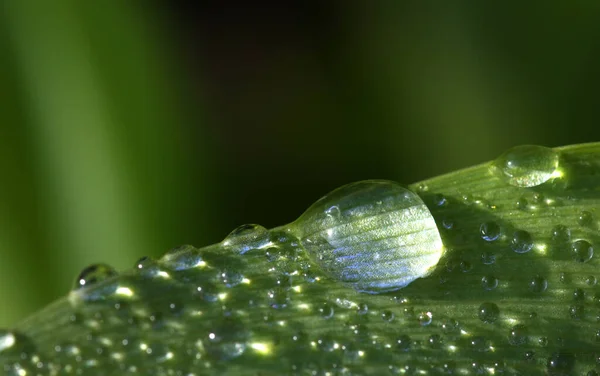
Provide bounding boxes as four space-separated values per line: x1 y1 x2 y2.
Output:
470 336 490 352
293 180 444 293
511 230 533 254
480 221 501 242
381 310 395 322
478 302 500 323
491 145 560 187
427 334 442 349
0 331 16 354
572 240 593 263
395 335 411 352
481 251 496 265
578 211 594 227
481 275 498 290
547 351 575 376
568 305 585 320
586 275 597 286
508 324 528 346
516 197 528 210
418 311 432 326
357 303 369 315
160 245 203 270
222 224 271 254
318 303 334 319
573 288 585 301
73 264 118 290
551 225 571 243
433 193 447 207
529 275 548 293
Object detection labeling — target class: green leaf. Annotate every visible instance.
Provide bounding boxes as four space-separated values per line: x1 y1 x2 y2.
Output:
2 143 599 376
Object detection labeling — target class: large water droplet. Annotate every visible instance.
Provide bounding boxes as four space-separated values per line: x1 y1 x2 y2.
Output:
572 240 593 263
73 264 118 290
292 180 444 294
491 145 560 187
0 331 16 354
160 245 203 270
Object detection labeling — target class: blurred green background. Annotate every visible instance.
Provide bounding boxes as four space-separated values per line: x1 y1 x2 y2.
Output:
1 1 599 327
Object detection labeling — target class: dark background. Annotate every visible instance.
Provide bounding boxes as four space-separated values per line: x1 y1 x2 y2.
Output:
1 1 599 326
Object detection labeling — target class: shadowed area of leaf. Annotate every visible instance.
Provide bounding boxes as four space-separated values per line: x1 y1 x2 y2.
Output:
2 143 600 376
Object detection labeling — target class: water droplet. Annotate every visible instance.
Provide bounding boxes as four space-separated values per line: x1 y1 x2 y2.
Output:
442 218 454 230
573 288 585 301
547 351 575 376
491 145 560 187
539 337 548 347
470 336 490 352
481 275 498 290
395 335 411 352
222 224 271 254
357 303 368 315
0 331 16 354
481 251 496 265
318 303 334 319
478 302 500 323
508 324 528 346
551 225 571 243
418 311 432 326
204 317 249 361
433 193 447 207
511 230 533 254
381 310 395 322
516 197 529 210
220 268 244 288
578 211 594 227
441 318 460 338
529 275 548 293
572 240 593 262
73 264 118 290
480 221 501 242
160 245 203 270
293 180 444 293
569 305 585 320
586 276 597 286
427 334 442 349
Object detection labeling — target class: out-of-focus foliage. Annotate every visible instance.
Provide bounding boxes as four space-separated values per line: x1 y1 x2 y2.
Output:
1 1 600 328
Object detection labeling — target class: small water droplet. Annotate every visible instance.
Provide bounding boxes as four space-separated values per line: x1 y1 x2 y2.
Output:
470 336 490 352
573 288 585 301
491 145 560 187
433 193 447 207
357 303 368 315
220 268 244 288
511 230 533 254
569 305 585 320
160 245 203 270
578 211 594 227
0 331 16 354
427 334 442 349
516 197 529 210
539 337 548 347
73 264 118 290
586 276 597 286
529 275 548 293
395 335 411 352
551 225 571 243
547 351 575 376
572 240 593 263
508 324 528 346
478 302 500 323
222 224 271 254
481 251 496 265
418 311 432 326
442 218 454 230
318 303 334 319
382 310 395 322
293 180 444 293
480 221 501 242
481 275 498 290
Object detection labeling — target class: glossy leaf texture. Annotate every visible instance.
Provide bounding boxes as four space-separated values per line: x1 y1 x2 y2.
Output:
2 143 600 376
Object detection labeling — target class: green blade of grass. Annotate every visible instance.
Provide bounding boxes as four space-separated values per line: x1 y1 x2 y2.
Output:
2 143 599 375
